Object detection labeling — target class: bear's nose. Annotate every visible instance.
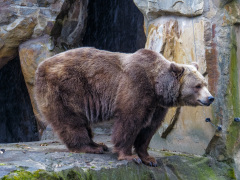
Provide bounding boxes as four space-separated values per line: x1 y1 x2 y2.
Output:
208 96 214 103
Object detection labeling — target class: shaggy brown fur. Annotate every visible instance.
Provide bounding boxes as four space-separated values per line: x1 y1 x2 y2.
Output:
34 47 213 166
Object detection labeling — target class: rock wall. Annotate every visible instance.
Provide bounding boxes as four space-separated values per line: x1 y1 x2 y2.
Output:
0 0 65 68
134 0 240 162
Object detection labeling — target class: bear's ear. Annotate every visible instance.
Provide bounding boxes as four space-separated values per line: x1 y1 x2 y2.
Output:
191 62 199 70
170 63 184 78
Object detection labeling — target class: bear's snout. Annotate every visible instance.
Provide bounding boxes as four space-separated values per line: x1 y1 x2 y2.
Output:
208 96 214 104
197 95 214 106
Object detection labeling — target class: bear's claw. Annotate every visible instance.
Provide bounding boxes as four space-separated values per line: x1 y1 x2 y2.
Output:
148 161 157 167
133 158 142 164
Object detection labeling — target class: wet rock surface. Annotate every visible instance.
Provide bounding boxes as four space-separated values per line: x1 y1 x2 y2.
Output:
0 134 236 179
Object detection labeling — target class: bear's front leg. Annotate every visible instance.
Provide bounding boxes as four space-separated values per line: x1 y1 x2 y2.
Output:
111 115 144 164
134 106 168 167
112 78 157 164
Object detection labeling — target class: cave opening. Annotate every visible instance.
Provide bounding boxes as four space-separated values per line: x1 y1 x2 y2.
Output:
0 57 39 143
82 0 146 53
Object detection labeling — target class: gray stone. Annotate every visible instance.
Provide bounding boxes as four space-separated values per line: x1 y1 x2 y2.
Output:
0 0 65 68
56 0 89 48
133 0 204 21
0 135 236 179
19 35 56 133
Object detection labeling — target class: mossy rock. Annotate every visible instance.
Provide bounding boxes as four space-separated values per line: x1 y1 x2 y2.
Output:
1 156 236 180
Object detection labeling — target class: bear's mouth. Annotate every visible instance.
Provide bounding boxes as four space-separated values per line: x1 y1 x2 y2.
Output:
197 100 211 106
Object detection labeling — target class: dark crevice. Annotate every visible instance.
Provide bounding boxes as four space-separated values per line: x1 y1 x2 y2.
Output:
0 57 39 143
50 0 75 44
161 107 181 139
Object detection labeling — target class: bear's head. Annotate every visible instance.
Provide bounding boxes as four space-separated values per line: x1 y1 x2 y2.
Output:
170 62 214 107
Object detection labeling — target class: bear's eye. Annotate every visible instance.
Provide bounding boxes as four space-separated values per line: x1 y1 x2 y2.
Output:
195 85 201 89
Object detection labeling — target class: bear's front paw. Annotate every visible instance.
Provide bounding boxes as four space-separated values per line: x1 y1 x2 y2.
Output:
141 156 157 167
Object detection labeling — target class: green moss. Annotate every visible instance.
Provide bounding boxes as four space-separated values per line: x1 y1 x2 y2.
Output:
225 1 240 20
163 152 174 157
226 28 240 156
2 169 60 180
227 168 237 179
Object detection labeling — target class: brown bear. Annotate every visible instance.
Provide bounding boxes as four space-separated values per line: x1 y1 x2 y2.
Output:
34 47 214 166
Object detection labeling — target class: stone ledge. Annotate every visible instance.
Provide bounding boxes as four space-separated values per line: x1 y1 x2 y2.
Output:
0 134 236 180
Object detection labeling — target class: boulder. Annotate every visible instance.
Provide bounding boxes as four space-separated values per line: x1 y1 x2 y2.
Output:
0 17 36 68
133 0 204 21
0 0 65 69
19 35 55 134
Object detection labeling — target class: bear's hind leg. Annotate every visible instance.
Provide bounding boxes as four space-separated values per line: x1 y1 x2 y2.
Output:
58 123 106 154
86 125 109 151
49 110 107 154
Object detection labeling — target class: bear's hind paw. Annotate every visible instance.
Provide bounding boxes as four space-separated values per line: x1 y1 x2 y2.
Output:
96 142 109 151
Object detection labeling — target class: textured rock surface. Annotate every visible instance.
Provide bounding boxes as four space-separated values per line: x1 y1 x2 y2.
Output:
133 0 204 21
0 0 65 68
134 0 240 163
144 16 215 155
0 135 236 179
53 0 89 48
19 35 56 134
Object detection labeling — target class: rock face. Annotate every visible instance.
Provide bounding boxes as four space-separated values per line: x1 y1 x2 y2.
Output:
134 0 240 166
19 35 55 134
53 0 89 48
133 0 204 21
145 17 215 155
0 0 65 68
